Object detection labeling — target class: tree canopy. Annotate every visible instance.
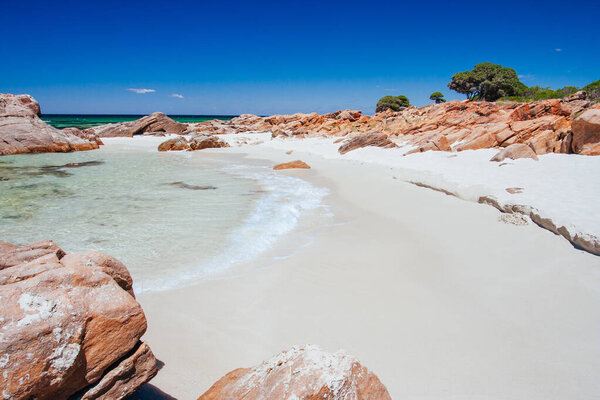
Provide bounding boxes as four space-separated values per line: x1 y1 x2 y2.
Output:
375 95 410 113
583 79 600 100
448 62 523 101
429 92 446 104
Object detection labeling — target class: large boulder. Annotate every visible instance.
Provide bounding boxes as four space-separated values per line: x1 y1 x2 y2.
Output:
157 136 189 152
0 93 100 155
0 240 158 400
188 135 230 150
571 108 600 155
338 132 396 154
198 345 391 400
94 112 188 137
490 143 538 162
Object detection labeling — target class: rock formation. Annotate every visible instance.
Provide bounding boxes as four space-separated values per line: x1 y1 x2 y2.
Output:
571 109 600 155
338 132 397 154
273 160 311 170
198 345 391 400
490 143 539 162
0 93 100 156
190 98 600 156
93 112 189 137
157 134 229 151
0 240 158 400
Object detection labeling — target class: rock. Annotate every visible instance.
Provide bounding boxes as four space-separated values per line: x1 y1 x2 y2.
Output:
76 341 158 400
59 251 135 297
571 109 600 155
565 90 587 102
338 132 396 154
158 136 189 151
0 93 100 156
490 143 538 162
188 135 230 150
197 345 391 400
94 112 188 137
273 160 311 170
0 239 65 269
0 240 158 399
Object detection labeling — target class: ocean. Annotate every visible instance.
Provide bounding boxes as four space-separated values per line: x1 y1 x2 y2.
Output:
0 144 330 292
42 114 235 130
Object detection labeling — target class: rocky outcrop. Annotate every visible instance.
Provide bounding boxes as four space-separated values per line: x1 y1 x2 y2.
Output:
0 93 100 156
273 160 311 170
158 136 189 152
93 112 189 137
157 135 230 151
191 98 600 157
0 240 158 400
571 109 600 155
198 345 391 400
490 143 539 162
338 132 396 154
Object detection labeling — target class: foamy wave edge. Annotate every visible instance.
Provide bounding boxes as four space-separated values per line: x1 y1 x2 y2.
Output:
134 164 330 293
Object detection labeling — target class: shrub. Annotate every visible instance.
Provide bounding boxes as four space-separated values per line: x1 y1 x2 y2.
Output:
429 92 446 104
376 95 410 113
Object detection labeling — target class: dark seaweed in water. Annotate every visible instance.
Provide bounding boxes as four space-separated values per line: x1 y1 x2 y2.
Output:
164 181 217 191
0 160 104 180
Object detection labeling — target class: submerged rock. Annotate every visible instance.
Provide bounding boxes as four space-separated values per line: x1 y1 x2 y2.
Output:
165 181 217 190
0 240 158 399
198 345 391 400
0 93 100 156
273 160 311 170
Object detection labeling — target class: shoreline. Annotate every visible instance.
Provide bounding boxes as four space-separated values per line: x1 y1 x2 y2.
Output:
112 136 600 399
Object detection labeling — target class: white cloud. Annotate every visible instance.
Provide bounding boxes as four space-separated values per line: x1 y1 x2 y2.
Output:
384 88 397 92
126 88 156 94
170 93 184 99
555 48 562 52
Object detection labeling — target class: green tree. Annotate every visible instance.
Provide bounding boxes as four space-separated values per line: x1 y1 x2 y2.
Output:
429 92 446 104
448 62 523 101
375 95 410 113
583 79 600 100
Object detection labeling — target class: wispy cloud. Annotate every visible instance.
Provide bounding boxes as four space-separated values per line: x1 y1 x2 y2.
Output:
126 88 156 94
384 88 397 92
555 48 562 52
170 93 184 99
518 74 535 80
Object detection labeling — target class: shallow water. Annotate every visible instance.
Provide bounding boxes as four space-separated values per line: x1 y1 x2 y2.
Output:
0 147 329 292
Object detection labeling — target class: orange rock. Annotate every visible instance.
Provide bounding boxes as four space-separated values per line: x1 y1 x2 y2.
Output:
490 143 538 162
572 109 600 155
338 132 396 154
273 160 311 170
158 136 189 151
198 345 391 400
0 241 158 399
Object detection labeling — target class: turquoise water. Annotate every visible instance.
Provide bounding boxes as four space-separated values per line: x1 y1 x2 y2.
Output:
0 145 329 292
42 114 235 130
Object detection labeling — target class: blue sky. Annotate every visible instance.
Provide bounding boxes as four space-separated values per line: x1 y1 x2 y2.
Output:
1 0 598 115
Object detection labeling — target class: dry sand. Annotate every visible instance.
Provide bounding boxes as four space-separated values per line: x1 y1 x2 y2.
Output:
121 139 600 400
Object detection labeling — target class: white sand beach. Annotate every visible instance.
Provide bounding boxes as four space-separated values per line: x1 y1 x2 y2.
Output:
102 135 600 400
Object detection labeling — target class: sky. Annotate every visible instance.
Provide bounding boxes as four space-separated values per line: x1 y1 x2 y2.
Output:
1 0 599 115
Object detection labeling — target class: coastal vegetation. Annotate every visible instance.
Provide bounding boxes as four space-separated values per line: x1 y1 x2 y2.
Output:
429 92 446 103
375 95 410 113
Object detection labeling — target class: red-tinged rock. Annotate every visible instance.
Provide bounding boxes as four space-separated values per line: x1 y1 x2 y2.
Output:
198 345 392 400
94 112 188 137
0 93 100 155
0 241 158 400
158 136 189 151
77 341 158 400
273 160 311 170
0 239 65 270
338 132 396 154
490 143 538 162
572 109 600 155
188 135 230 150
59 251 135 297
